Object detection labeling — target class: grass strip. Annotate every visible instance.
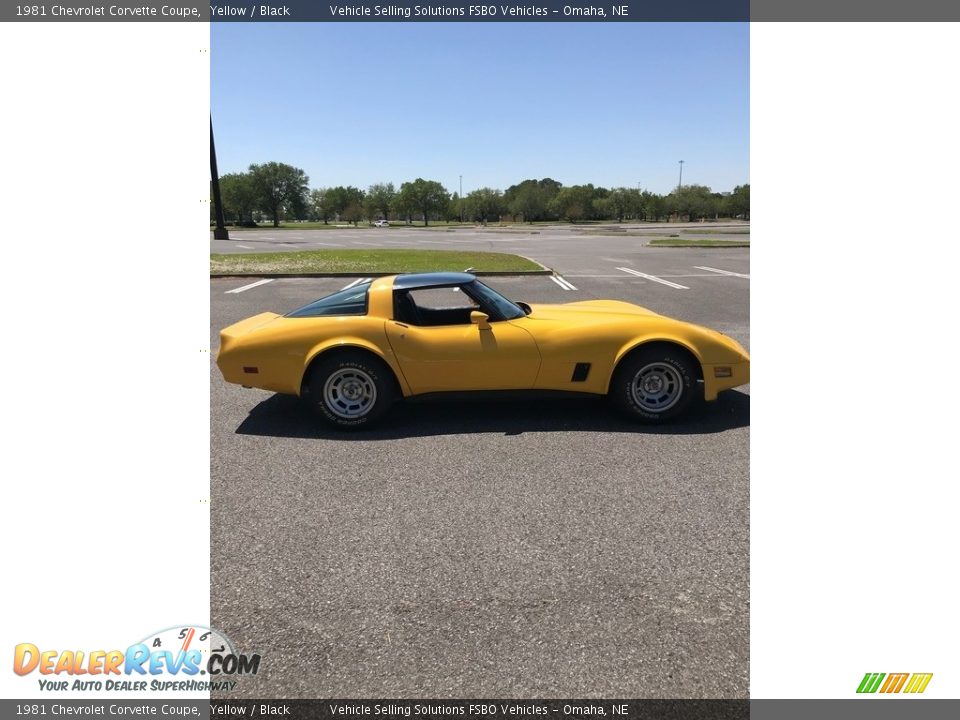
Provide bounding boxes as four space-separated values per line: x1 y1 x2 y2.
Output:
211 248 544 275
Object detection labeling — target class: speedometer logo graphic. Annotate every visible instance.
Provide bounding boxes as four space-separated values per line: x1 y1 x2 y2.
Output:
137 625 258 677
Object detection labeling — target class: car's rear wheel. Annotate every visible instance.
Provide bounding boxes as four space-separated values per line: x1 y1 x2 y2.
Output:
610 346 699 423
306 351 395 429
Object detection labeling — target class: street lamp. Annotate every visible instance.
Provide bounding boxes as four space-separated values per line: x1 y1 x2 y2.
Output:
210 116 229 241
677 160 685 191
459 174 463 223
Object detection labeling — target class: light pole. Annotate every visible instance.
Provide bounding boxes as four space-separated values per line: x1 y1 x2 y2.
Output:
459 175 463 223
677 160 685 191
210 115 229 241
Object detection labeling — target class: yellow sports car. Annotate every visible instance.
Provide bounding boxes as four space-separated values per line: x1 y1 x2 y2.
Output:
217 272 749 429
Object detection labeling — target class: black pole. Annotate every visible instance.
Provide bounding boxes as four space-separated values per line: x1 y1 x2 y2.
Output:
210 116 229 240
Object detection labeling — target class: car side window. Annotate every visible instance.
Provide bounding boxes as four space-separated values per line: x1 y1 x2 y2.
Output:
395 287 480 327
286 285 369 317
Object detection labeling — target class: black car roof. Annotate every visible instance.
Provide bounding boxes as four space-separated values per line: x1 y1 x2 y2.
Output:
392 272 476 290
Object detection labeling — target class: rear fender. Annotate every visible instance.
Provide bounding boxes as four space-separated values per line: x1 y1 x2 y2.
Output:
301 337 411 397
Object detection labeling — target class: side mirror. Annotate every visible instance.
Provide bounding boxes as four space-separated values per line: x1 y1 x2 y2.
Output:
470 311 491 330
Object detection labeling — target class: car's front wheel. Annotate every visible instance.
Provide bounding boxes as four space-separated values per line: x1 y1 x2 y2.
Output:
305 351 396 429
610 347 699 423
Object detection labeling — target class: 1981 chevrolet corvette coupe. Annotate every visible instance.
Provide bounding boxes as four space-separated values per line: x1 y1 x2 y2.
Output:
217 272 749 429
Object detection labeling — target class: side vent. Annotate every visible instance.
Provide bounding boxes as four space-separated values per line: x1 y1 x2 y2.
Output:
571 363 591 382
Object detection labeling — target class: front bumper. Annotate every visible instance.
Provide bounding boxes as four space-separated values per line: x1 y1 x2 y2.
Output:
702 360 750 401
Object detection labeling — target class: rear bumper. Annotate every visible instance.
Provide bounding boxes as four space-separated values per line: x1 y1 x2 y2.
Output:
702 360 750 401
216 349 300 395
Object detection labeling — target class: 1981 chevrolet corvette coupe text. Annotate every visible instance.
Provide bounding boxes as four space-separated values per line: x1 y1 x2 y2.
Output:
217 272 749 429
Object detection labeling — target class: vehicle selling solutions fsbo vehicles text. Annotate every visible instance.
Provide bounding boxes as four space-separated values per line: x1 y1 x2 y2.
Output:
327 4 555 17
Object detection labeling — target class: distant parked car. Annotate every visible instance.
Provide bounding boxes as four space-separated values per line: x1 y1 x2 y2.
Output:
372 219 389 227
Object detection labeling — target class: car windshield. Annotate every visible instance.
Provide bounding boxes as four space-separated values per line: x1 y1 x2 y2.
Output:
465 280 526 321
286 282 370 317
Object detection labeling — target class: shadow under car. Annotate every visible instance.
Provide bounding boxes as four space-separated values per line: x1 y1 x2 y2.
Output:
232 389 750 440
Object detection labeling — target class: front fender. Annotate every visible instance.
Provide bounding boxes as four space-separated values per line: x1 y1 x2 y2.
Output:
608 335 706 393
612 329 749 400
613 334 705 371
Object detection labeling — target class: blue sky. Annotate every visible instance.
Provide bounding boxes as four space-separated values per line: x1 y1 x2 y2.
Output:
211 23 748 195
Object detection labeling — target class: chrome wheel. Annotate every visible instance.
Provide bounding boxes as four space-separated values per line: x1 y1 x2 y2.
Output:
630 362 684 413
323 368 378 419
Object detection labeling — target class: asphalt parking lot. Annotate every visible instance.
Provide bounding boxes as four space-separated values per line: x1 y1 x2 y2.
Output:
211 240 749 698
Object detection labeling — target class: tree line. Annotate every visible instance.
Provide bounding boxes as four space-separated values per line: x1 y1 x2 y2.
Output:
216 162 749 227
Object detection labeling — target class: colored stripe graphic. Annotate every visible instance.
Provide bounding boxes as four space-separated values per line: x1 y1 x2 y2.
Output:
857 673 885 693
857 672 933 694
880 673 909 693
903 673 933 694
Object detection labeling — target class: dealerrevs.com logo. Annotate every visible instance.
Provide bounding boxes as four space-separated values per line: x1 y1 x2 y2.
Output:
13 625 260 693
857 672 933 694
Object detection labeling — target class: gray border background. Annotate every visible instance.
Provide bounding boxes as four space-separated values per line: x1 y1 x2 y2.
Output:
5 0 960 22
2 700 960 717
1 5 951 713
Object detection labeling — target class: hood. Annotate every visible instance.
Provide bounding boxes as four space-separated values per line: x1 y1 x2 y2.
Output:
525 299 663 321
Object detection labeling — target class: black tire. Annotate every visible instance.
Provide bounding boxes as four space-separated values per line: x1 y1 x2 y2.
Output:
305 350 396 430
610 346 699 423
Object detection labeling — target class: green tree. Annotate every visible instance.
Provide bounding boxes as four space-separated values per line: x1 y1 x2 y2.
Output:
448 192 463 222
505 178 563 222
309 188 333 224
726 184 750 219
667 184 714 221
464 187 504 225
592 196 614 221
641 191 666 222
392 191 415 225
365 182 396 221
550 185 598 222
396 178 449 226
326 186 366 222
535 177 563 217
219 172 257 224
342 202 365 226
507 183 546 223
248 161 309 227
604 187 640 222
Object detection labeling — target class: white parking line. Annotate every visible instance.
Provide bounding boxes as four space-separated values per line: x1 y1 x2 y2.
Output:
341 277 372 290
695 266 751 279
616 267 688 290
313 242 339 247
235 244 253 249
225 279 275 294
567 273 730 278
549 274 578 291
